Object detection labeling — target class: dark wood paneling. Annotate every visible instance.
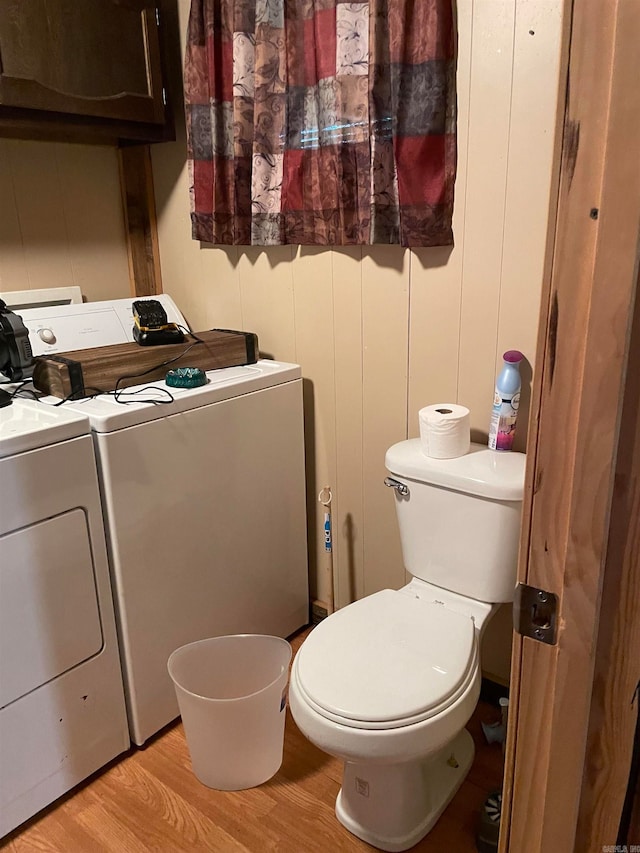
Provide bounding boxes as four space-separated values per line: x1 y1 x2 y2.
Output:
0 0 165 125
0 105 173 145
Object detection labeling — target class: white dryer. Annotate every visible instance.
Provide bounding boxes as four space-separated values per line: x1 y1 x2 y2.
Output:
0 400 129 837
20 296 310 745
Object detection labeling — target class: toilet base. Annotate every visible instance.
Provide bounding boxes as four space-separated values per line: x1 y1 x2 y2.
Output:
335 728 475 852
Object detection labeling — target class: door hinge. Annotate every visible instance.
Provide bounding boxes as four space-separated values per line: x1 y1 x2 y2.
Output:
162 87 167 106
513 583 558 645
155 7 160 26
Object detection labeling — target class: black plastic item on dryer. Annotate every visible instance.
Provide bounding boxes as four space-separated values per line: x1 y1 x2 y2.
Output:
0 300 33 381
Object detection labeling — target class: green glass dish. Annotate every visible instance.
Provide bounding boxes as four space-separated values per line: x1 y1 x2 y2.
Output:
165 367 207 388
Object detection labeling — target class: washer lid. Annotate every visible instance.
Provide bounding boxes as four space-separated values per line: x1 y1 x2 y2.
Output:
57 360 301 433
296 590 476 725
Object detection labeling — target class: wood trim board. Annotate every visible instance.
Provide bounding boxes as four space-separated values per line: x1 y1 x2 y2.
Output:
500 0 640 849
118 145 163 298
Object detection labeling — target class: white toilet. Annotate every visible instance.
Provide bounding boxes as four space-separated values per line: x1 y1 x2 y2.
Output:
289 439 526 852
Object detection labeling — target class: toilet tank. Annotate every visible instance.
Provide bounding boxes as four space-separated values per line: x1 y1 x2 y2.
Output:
385 440 526 603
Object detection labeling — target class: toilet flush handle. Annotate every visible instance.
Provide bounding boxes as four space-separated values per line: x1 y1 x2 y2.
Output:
384 477 409 497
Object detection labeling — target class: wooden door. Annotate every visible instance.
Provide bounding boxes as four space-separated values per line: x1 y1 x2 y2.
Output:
500 0 640 850
0 0 165 125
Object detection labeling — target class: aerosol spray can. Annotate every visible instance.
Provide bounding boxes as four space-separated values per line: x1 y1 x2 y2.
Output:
488 350 523 451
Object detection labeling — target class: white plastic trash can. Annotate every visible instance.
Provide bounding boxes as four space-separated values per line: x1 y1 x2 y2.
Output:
167 634 292 790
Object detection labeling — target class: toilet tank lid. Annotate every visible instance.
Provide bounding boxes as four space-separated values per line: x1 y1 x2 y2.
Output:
385 440 526 501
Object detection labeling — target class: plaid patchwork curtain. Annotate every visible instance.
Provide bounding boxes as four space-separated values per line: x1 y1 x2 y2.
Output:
184 0 456 247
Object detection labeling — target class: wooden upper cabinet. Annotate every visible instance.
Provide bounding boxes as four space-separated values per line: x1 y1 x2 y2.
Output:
0 0 169 141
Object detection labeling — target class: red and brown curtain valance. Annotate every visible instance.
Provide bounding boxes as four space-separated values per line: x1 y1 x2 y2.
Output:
184 0 456 247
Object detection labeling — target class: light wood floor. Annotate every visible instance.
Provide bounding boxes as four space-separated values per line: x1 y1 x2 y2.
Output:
3 628 504 852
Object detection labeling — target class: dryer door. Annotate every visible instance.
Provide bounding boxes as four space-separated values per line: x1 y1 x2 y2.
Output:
0 508 103 708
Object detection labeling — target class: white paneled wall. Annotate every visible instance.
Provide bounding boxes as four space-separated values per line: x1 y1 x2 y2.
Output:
152 0 564 682
0 140 130 302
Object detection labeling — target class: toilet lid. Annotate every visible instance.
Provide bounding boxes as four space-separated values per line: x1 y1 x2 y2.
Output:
296 590 476 728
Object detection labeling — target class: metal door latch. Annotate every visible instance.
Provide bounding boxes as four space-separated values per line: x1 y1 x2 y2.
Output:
513 583 558 645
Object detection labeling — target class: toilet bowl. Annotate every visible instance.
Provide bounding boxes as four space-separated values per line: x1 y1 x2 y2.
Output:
290 440 526 851
289 582 494 852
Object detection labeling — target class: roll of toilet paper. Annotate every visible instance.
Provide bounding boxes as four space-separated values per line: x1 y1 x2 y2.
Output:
418 404 471 459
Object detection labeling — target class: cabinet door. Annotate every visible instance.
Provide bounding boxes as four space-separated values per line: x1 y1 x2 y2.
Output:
0 0 165 125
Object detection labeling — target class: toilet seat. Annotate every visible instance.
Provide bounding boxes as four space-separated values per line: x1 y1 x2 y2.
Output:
295 590 477 730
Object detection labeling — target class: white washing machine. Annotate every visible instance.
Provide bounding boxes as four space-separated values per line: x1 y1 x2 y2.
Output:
0 399 129 837
19 296 310 745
